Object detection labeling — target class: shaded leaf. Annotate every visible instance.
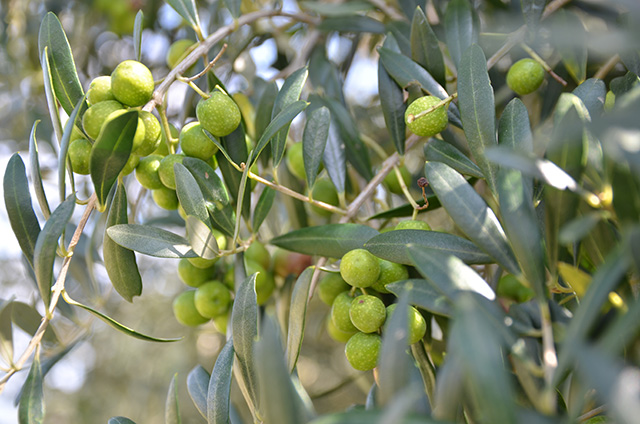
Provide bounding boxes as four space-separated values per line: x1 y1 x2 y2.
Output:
498 98 534 192
322 119 346 194
0 301 13 371
18 350 44 424
366 196 442 220
411 7 446 86
133 11 143 62
573 78 606 119
252 185 275 232
444 0 480 69
308 409 446 424
106 224 198 258
365 229 493 265
187 365 209 420
558 213 603 244
387 279 453 317
28 121 51 219
104 183 142 302
186 215 219 260
217 126 251 221
318 16 385 34
302 106 330 187
166 0 200 29
174 162 210 227
223 0 240 18
378 58 406 155
4 154 41 270
457 44 498 193
63 292 181 342
521 0 546 31
271 224 379 258
208 337 234 424
38 12 84 115
271 67 308 168
552 10 587 84
254 82 277 149
424 162 520 274
386 20 412 57
165 373 181 424
286 267 314 372
424 139 484 178
300 0 373 16
108 417 137 424
90 111 138 211
33 194 75 307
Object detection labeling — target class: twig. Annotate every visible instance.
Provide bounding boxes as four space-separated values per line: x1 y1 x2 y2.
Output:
594 54 620 80
578 405 607 422
539 300 558 412
520 43 567 86
367 0 407 22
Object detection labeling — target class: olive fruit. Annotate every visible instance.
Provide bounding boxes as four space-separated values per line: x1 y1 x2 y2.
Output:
173 290 209 327
196 90 241 138
110 60 155 107
194 281 232 318
330 291 358 333
340 248 380 288
317 273 350 305
405 95 448 137
385 304 427 345
395 219 431 231
506 58 545 96
177 258 215 287
179 121 218 161
68 138 92 175
349 295 386 333
345 332 381 371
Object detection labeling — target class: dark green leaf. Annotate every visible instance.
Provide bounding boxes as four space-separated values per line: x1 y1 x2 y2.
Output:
90 111 138 211
387 279 453 316
10 302 56 343
104 183 142 302
33 194 75 307
365 229 493 265
572 78 606 119
308 409 447 424
520 0 545 31
424 162 520 274
498 99 534 193
377 292 411 406
457 44 498 193
552 10 587 84
182 157 236 238
378 59 406 155
186 216 219 260
63 292 181 342
271 224 379 258
18 349 44 424
166 373 181 424
366 196 442 220
252 185 275 232
231 273 259 410
385 21 412 57
28 121 51 219
133 11 143 62
4 154 41 270
271 67 308 168
322 120 346 194
108 417 137 424
165 0 200 29
411 7 446 86
187 365 209 420
308 47 345 103
223 0 240 18
208 338 234 424
318 16 385 34
378 47 462 127
106 224 198 258
174 162 210 227
58 97 86 202
621 49 640 78
0 301 13 371
444 0 480 68
497 168 546 299
38 12 84 115
249 101 308 167
255 315 312 424
254 81 277 150
408 245 495 300
424 139 483 178
558 213 603 244
40 48 63 143
300 0 373 15
302 106 330 187
286 267 314 372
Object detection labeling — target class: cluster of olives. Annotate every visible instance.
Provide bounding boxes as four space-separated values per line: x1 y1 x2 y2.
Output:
318 222 432 371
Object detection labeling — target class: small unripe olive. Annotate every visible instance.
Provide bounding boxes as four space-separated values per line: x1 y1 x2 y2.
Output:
345 332 381 371
340 248 380 288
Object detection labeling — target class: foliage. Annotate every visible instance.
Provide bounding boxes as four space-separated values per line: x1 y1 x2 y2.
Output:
2 0 640 423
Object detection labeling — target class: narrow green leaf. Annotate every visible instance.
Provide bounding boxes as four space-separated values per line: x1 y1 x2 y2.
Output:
300 0 373 16
552 10 588 84
286 267 314 373
408 245 495 300
0 301 13 369
366 196 441 220
271 224 379 258
165 0 200 29
18 349 44 424
520 0 545 30
423 139 484 178
558 213 603 244
271 67 308 168
90 111 138 211
63 292 181 342
378 59 407 155
572 78 606 119
318 16 385 33
58 96 85 202
302 106 330 188
223 0 240 18
444 0 480 68
249 101 308 167
386 279 453 317
385 20 412 57
255 315 312 424
254 82 278 147
377 292 411 406
33 194 75 307
322 120 346 194
308 409 446 424
4 154 41 270
208 338 234 424
28 122 51 219
187 365 209 420
186 216 219 260
497 168 546 299
378 47 462 127
231 273 259 411
104 183 142 302
424 162 520 274
175 162 210 226
457 44 498 193
365 229 493 266
182 157 236 238
106 224 198 258
308 47 345 103
498 99 534 193
40 48 63 142
38 12 84 115
165 373 181 424
411 7 446 86
133 11 144 62
252 185 275 232
109 417 137 424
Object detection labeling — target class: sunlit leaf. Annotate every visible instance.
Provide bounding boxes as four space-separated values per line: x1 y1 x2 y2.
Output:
28 121 51 219
271 67 308 168
0 301 13 369
300 0 373 15
271 224 379 258
186 215 219 260
133 11 143 62
108 417 137 424
165 373 181 424
106 224 198 258
40 48 63 143
286 267 314 372
444 0 480 68
174 162 210 227
208 338 234 424
165 0 200 29
187 365 209 420
321 119 346 194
